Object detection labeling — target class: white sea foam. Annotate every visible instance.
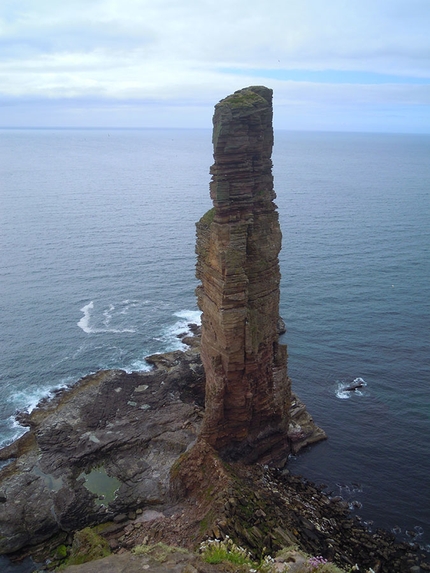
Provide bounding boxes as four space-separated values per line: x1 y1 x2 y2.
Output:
121 309 201 372
120 300 142 316
1 379 74 448
7 380 70 415
153 309 202 351
172 310 202 342
335 377 368 400
7 388 49 414
173 309 202 325
103 304 115 326
77 301 135 334
124 359 153 373
120 299 140 314
78 301 94 333
336 387 353 400
2 418 29 447
103 327 136 333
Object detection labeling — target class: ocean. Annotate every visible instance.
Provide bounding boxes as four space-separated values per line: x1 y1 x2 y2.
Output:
0 128 429 566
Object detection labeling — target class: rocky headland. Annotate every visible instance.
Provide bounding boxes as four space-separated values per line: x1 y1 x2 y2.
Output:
0 87 428 573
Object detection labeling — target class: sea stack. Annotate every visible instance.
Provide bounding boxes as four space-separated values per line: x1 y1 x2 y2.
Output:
196 86 291 465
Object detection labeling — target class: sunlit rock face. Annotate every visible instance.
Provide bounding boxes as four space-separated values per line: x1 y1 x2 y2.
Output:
196 86 291 465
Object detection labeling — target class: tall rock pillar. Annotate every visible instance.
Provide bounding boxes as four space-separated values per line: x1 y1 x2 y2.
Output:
196 86 291 465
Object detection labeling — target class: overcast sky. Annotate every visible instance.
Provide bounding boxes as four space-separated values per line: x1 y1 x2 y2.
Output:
1 0 430 131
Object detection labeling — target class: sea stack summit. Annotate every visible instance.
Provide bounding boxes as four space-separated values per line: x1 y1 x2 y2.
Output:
196 86 291 465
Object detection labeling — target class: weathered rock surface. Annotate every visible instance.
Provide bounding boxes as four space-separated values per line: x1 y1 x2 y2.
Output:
0 347 205 555
196 86 291 465
60 550 200 573
58 455 429 573
288 394 327 454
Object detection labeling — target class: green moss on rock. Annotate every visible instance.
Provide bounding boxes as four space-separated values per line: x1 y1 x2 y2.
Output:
198 207 215 228
59 527 110 568
224 90 265 109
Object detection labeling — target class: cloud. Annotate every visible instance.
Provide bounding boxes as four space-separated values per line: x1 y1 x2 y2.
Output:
0 0 429 130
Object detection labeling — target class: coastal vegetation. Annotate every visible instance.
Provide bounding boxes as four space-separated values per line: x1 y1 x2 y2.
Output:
198 539 360 572
56 527 110 569
50 534 375 572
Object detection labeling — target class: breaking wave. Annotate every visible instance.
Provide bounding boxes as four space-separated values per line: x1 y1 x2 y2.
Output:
154 309 201 351
78 301 136 334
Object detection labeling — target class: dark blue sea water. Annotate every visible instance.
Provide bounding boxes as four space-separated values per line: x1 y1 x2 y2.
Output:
1 129 429 567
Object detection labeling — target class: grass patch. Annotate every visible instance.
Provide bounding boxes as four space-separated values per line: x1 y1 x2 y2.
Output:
225 91 264 109
200 537 253 566
199 540 353 573
198 207 215 228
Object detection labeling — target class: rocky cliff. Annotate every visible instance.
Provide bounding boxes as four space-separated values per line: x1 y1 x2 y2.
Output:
0 87 324 561
0 87 428 573
196 86 290 465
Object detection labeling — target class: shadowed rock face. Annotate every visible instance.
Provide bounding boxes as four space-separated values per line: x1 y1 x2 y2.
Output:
196 86 291 465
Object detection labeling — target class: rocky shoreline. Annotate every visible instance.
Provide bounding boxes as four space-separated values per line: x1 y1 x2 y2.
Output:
0 334 428 572
0 328 323 555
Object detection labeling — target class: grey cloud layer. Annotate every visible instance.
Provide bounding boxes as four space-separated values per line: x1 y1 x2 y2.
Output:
0 0 429 129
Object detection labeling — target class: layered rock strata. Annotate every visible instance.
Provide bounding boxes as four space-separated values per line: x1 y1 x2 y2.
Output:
196 86 291 464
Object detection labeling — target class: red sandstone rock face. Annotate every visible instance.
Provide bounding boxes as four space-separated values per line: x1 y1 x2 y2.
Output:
196 86 291 465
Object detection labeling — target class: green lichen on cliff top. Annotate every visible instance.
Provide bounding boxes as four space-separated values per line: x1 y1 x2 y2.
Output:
198 207 215 228
217 86 271 110
225 90 264 108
